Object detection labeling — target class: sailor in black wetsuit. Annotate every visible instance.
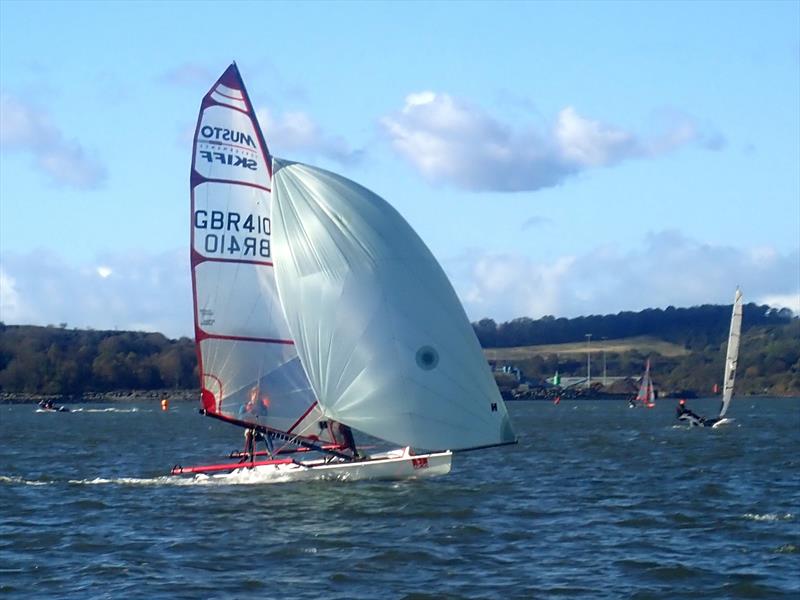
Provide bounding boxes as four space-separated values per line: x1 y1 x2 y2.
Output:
331 421 360 459
676 399 705 426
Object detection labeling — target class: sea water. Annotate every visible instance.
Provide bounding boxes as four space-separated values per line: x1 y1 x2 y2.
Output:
1 397 798 599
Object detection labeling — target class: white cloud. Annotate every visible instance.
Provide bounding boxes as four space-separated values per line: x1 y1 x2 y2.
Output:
1 233 795 338
0 268 22 323
447 231 799 320
0 91 107 189
256 107 362 165
381 93 722 192
0 250 193 338
757 293 800 315
555 107 639 167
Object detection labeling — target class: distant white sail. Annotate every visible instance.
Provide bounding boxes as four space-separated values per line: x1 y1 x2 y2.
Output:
271 160 516 451
190 65 330 442
719 288 743 418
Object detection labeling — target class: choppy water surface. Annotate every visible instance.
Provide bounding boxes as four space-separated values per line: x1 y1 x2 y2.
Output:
1 397 798 599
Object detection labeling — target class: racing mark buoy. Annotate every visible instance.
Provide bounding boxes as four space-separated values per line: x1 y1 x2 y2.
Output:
161 398 169 411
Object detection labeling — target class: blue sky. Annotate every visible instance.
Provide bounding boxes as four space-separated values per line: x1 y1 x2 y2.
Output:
1 0 798 338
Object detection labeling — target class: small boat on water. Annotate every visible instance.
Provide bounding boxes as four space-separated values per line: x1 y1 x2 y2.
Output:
171 63 516 482
677 288 742 428
629 359 656 408
36 400 70 413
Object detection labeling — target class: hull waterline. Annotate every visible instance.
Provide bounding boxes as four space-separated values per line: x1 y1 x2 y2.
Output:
172 448 453 483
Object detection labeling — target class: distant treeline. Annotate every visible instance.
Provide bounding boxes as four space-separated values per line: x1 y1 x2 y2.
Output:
0 302 797 396
473 303 793 349
0 325 196 395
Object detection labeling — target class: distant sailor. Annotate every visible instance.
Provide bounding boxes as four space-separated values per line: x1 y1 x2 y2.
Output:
676 399 704 426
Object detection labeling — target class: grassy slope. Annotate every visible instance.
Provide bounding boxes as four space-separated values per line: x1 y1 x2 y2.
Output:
483 335 689 361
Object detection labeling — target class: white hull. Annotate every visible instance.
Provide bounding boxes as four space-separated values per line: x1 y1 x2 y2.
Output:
216 448 452 483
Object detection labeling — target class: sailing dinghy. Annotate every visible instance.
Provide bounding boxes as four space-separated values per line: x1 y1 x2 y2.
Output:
630 358 656 408
172 63 516 482
678 288 742 428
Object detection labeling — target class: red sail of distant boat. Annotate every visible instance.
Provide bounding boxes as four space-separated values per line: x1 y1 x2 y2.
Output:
633 359 655 408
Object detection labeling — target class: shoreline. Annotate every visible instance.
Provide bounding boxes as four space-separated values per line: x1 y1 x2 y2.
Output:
0 390 199 404
2 391 797 404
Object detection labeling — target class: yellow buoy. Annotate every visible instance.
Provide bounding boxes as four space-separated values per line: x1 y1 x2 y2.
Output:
161 398 169 411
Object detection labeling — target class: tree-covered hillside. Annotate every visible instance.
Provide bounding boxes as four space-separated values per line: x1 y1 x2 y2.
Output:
0 301 796 397
0 325 196 394
473 303 793 349
490 320 799 397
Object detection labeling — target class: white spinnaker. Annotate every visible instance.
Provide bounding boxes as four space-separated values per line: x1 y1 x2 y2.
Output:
271 160 516 451
190 65 330 443
719 288 743 418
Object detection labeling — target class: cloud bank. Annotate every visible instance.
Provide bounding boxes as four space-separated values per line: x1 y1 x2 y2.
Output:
381 92 723 191
450 230 799 320
0 91 107 189
2 233 796 339
0 249 192 339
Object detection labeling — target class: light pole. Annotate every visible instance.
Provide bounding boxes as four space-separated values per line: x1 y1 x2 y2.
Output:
585 333 592 388
602 337 607 386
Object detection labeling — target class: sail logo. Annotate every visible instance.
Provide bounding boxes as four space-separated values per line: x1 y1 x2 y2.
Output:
200 126 256 148
197 150 257 170
197 125 259 170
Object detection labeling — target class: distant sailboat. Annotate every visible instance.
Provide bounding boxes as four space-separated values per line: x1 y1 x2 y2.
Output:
631 359 656 408
677 288 742 428
172 63 516 481
716 288 744 423
551 370 561 404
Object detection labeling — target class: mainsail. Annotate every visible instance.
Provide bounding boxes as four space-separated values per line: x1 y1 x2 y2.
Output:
719 288 743 418
190 64 331 443
271 160 516 451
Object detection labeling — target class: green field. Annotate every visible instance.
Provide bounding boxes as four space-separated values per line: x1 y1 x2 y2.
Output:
483 336 689 361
